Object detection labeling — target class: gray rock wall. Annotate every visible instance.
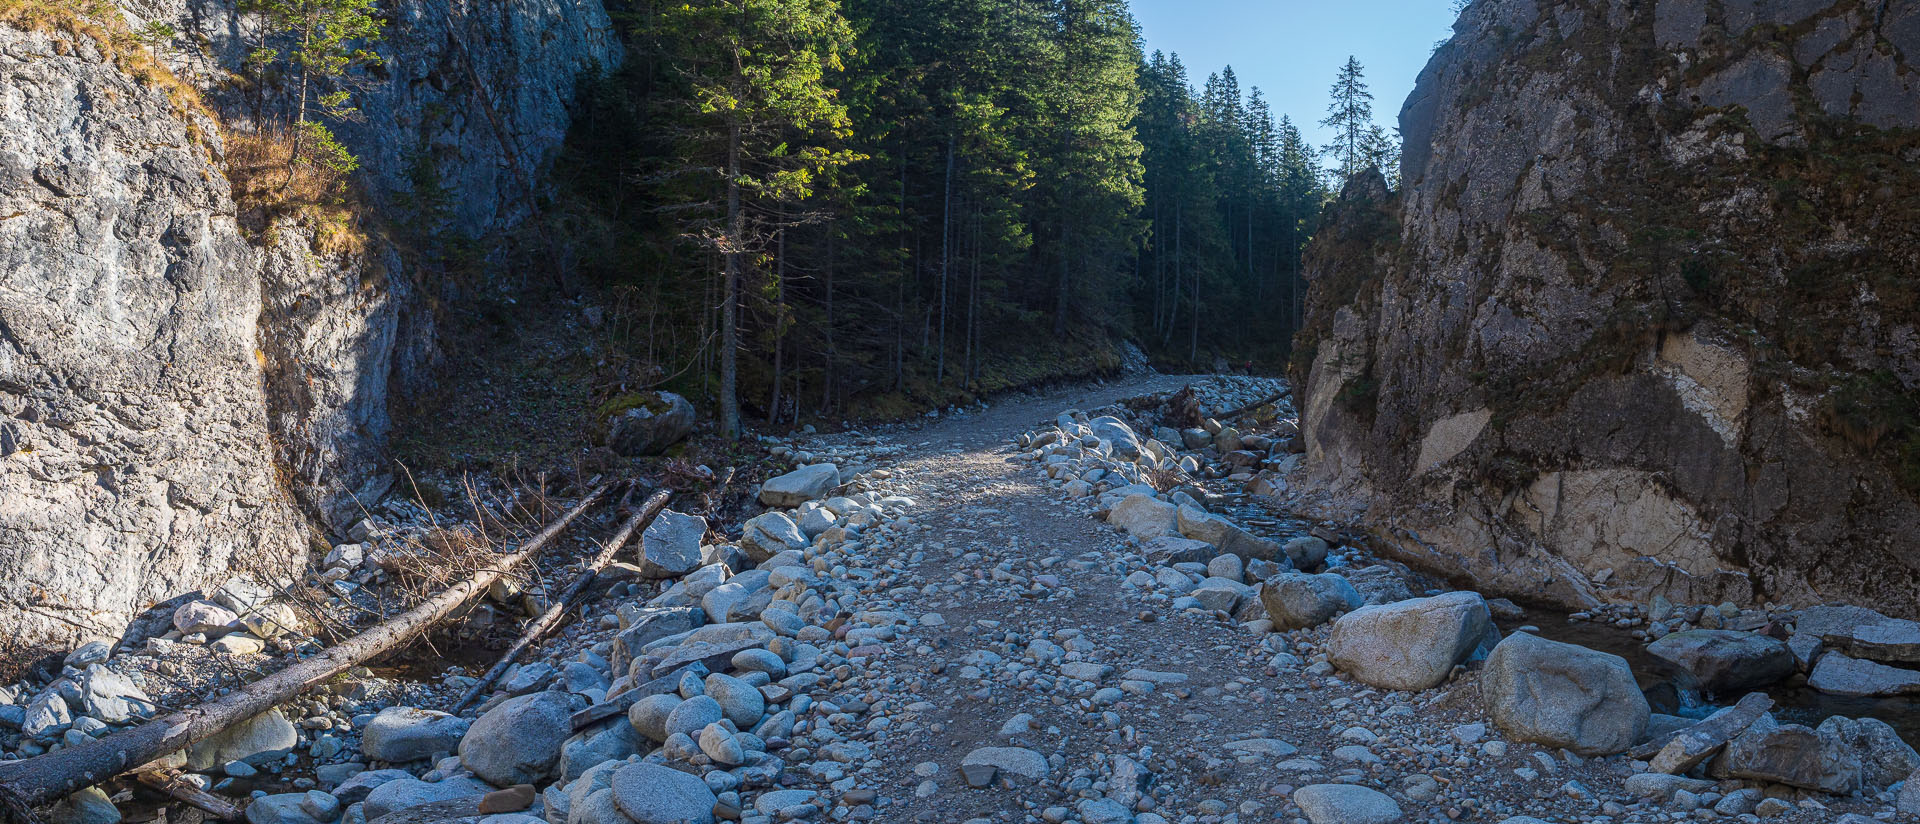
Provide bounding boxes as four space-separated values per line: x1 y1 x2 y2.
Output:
1298 0 1920 616
116 0 622 527
0 27 304 646
0 0 619 645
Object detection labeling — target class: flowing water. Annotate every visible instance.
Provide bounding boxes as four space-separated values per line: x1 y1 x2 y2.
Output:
1506 609 1920 748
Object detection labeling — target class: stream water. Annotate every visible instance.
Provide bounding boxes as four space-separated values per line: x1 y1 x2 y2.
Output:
1507 610 1920 748
1219 483 1920 747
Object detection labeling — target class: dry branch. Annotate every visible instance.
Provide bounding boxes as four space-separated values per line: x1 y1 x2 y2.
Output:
449 488 673 714
133 772 242 821
0 483 614 809
1216 390 1285 422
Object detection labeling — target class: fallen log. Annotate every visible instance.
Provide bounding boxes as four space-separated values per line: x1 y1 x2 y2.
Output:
1215 390 1285 422
449 488 673 714
0 483 614 810
133 772 242 821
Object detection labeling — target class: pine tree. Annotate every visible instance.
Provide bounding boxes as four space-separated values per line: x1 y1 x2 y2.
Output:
1321 56 1373 183
241 0 384 173
559 0 1322 425
643 0 859 438
1274 114 1323 332
1363 123 1401 188
1036 0 1145 339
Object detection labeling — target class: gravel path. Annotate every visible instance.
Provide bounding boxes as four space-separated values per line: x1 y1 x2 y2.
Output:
774 374 1872 824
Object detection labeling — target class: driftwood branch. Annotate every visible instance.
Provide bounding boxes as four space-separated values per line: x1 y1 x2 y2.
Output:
1216 391 1286 422
133 772 242 821
0 483 614 809
449 488 673 714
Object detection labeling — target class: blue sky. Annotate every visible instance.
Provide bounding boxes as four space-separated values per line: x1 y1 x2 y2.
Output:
1129 0 1462 153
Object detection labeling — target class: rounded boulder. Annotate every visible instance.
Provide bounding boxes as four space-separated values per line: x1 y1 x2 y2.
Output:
457 691 578 786
1482 632 1649 756
610 762 717 824
1328 591 1492 691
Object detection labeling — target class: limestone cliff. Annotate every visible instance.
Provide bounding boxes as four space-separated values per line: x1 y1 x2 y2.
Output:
0 0 618 646
1297 0 1920 615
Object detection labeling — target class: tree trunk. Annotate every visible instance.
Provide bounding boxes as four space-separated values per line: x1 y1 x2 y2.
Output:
720 122 743 439
937 136 954 386
1291 217 1301 334
1144 195 1159 334
822 230 835 414
1164 201 1181 346
893 155 906 393
1054 216 1070 339
965 207 979 386
769 229 785 425
1189 224 1200 364
0 484 614 809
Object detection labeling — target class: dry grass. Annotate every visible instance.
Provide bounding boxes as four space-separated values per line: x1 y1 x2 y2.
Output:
0 0 211 131
224 126 367 255
0 2 370 254
1142 465 1186 494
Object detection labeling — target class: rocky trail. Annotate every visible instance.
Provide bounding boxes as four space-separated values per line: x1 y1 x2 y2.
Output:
8 373 1920 824
717 379 1916 824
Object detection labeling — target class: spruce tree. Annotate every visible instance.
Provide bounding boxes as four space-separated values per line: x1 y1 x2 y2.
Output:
241 0 384 173
1364 123 1401 188
1321 56 1373 183
1036 0 1145 339
643 0 858 438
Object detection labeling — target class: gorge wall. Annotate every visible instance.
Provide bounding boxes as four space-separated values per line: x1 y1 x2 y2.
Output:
1297 0 1920 616
0 0 618 646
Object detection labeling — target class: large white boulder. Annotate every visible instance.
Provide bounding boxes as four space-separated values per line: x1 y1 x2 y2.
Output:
1105 494 1178 540
1329 592 1492 691
758 464 839 507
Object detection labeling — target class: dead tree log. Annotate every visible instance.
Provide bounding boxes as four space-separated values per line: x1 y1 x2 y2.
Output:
0 483 614 809
449 488 672 714
133 772 243 821
1215 391 1285 422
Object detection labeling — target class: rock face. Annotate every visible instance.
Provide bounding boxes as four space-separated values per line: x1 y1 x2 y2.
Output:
1291 784 1402 824
1295 0 1920 616
0 23 305 648
1482 632 1649 756
1328 592 1492 691
610 762 717 824
1105 494 1180 540
639 511 706 579
0 0 620 645
185 708 300 770
361 707 470 763
1799 604 1920 664
1817 715 1920 790
1712 716 1861 793
1808 653 1920 697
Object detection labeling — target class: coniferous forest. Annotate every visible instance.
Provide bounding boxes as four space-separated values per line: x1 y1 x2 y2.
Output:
541 0 1395 429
